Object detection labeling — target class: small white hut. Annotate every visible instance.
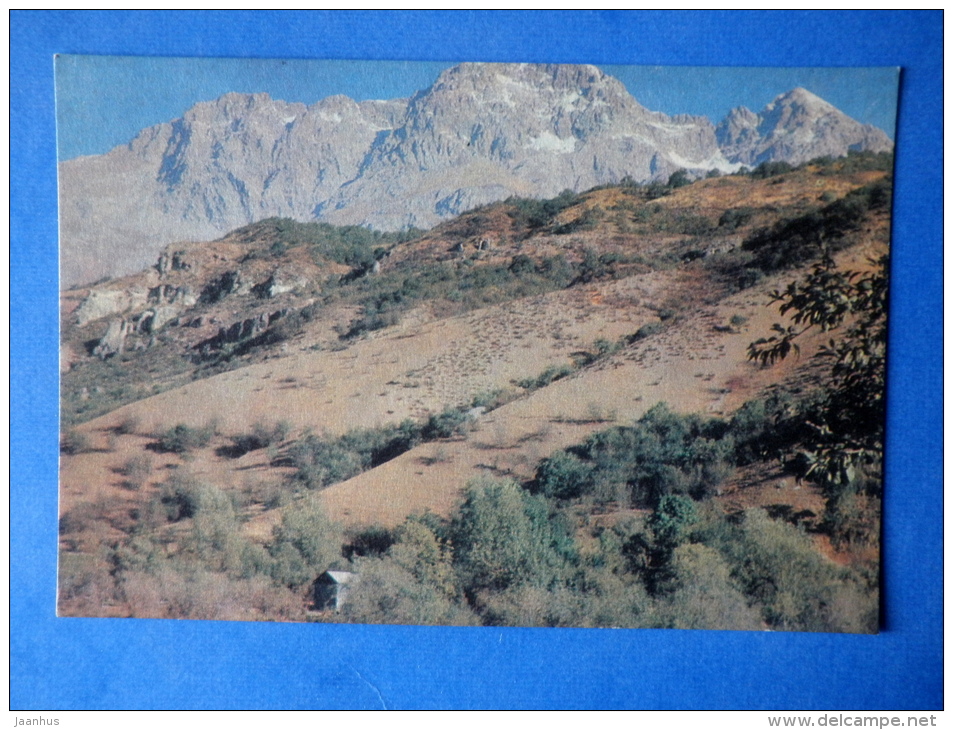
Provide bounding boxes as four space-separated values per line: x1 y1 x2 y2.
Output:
312 570 358 612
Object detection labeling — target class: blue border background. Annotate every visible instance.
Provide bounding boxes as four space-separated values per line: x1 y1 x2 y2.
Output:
11 11 942 710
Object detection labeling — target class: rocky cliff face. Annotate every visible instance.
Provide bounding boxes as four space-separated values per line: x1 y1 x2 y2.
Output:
316 63 729 231
59 64 892 287
716 87 894 167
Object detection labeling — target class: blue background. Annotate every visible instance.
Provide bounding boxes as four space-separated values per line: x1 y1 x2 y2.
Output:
11 11 942 710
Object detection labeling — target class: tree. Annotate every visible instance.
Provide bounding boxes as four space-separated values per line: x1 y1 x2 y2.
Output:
667 169 692 188
647 494 699 549
450 477 575 595
268 498 341 588
534 450 594 499
748 254 887 543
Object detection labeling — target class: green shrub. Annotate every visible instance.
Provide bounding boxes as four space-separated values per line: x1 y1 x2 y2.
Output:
652 544 763 630
742 180 885 275
156 474 233 523
552 404 734 508
156 422 216 454
339 420 421 466
667 169 692 188
750 160 794 179
515 364 574 391
505 189 580 230
120 454 154 491
228 421 291 456
268 498 342 589
700 509 874 632
628 321 664 343
421 407 472 440
450 477 577 594
114 415 141 436
288 435 364 489
61 429 93 455
718 207 754 230
344 525 398 559
534 451 595 500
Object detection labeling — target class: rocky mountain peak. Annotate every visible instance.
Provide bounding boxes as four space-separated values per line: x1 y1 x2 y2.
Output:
716 87 893 167
59 63 893 287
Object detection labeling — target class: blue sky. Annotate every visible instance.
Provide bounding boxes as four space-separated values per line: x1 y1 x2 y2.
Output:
55 55 899 161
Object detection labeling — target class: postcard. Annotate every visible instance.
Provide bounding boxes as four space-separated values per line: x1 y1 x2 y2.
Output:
57 57 898 632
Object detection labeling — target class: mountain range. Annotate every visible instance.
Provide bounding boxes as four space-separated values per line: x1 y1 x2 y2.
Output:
59 62 892 287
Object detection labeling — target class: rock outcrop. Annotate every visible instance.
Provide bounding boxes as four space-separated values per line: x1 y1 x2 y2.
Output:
93 318 134 359
716 88 894 167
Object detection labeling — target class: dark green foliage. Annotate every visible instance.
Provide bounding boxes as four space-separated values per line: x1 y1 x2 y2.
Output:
699 509 875 632
508 254 536 275
288 414 461 490
534 451 594 499
728 393 803 466
288 434 365 490
61 429 93 455
718 207 754 230
564 404 734 507
119 454 154 491
651 543 763 630
340 420 423 466
470 388 509 411
156 474 231 523
748 254 887 544
421 407 472 440
552 206 605 234
268 498 342 589
344 525 397 559
337 254 580 339
742 179 889 275
575 248 622 284
667 169 692 188
505 189 580 230
450 478 577 595
336 519 472 625
813 149 893 175
226 420 291 457
113 415 141 436
644 182 670 200
750 160 794 179
515 363 574 391
627 320 664 342
647 494 699 548
244 218 422 269
155 422 216 454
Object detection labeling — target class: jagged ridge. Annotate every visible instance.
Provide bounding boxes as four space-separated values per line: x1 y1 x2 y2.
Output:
59 64 893 287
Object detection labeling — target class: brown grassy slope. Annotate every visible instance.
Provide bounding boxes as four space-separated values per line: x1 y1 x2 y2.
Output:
58 269 673 524
59 166 891 544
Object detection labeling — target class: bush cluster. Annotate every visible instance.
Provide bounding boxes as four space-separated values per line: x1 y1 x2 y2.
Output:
742 178 890 275
155 422 216 454
288 407 473 490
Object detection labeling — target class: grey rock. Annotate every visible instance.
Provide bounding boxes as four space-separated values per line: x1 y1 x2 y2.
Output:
716 88 893 167
93 318 133 359
254 269 307 298
75 286 149 326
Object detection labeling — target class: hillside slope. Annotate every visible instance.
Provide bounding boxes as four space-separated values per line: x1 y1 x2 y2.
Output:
59 156 891 629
